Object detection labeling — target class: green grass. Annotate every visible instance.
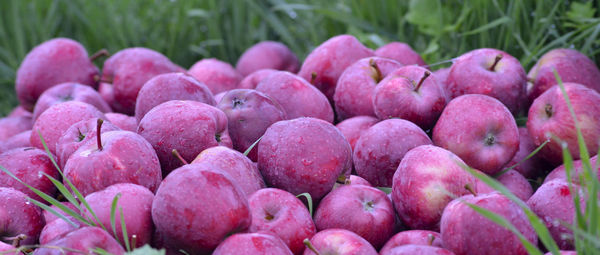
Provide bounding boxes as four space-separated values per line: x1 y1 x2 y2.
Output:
1 0 599 116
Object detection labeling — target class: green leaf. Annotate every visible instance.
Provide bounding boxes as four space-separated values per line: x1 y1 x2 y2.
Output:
243 135 263 156
296 192 314 217
125 245 166 255
566 2 596 23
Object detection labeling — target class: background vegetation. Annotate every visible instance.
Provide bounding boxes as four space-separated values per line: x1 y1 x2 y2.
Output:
0 0 599 116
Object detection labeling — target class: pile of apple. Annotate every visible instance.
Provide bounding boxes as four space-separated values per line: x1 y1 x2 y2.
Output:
0 34 598 255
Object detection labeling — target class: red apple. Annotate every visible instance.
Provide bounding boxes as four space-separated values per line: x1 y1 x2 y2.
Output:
213 233 294 255
0 147 58 203
0 187 44 245
382 245 454 255
56 118 120 168
335 116 378 151
236 41 299 76
0 116 32 142
188 58 243 94
506 127 550 179
375 42 427 66
239 69 278 89
32 82 111 121
475 169 533 201
303 229 377 255
34 227 125 255
380 230 443 254
104 113 137 132
544 155 599 184
0 130 31 154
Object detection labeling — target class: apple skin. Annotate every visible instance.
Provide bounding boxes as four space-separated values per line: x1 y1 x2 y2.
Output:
433 67 450 87
353 119 432 187
527 48 600 104
441 193 537 255
333 175 372 190
335 116 378 152
32 82 111 121
527 180 585 250
134 72 216 123
447 48 526 114
527 83 600 165
333 57 403 120
248 188 316 255
64 130 162 197
56 117 120 168
42 202 78 224
375 42 427 67
7 106 32 118
102 47 184 115
39 216 82 245
0 147 58 203
433 94 519 175
0 187 45 246
0 116 32 142
82 183 154 248
373 65 448 130
382 245 454 255
506 127 550 179
16 38 99 111
239 69 278 89
0 242 23 255
33 227 125 255
213 233 294 255
188 58 243 94
298 34 375 101
379 230 443 254
217 89 287 161
105 113 137 132
314 184 395 249
192 146 266 197
545 155 599 184
137 100 232 174
256 71 334 123
236 41 299 76
302 229 378 255
0 130 31 154
474 169 533 201
98 82 126 114
30 101 105 155
152 164 251 254
258 117 352 200
392 145 476 230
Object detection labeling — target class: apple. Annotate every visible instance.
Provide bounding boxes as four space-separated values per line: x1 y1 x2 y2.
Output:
0 116 32 142
56 118 120 168
381 245 454 255
333 175 372 189
0 130 31 154
248 188 315 254
314 184 395 249
506 127 550 179
392 145 476 230
105 113 137 132
32 82 111 121
239 69 278 89
441 192 537 255
380 230 443 254
137 100 232 174
82 183 154 248
0 147 58 203
474 169 533 201
544 155 599 184
33 227 125 255
192 146 266 197
0 242 23 255
333 57 402 120
16 38 99 111
188 58 243 94
0 187 44 246
335 116 378 151
134 72 215 123
213 233 294 255
527 179 585 250
42 202 78 224
433 67 450 87
302 229 377 255
433 94 519 175
39 216 81 245
298 35 374 101
64 130 162 196
527 83 600 165
217 89 287 161
98 82 125 114
256 71 334 123
102 47 184 115
236 41 299 76
373 65 447 130
527 48 600 104
152 164 251 254
375 42 427 66
446 48 527 114
30 101 105 155
258 117 352 200
353 118 432 187
7 106 32 118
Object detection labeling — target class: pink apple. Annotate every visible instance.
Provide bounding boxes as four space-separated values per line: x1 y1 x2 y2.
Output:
236 41 299 76
32 82 111 121
0 147 58 202
213 233 294 255
303 229 377 255
188 58 243 94
375 42 427 66
0 187 44 245
335 116 378 151
380 230 443 254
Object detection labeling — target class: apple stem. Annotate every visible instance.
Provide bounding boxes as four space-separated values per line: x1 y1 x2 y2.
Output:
414 71 431 92
97 119 104 151
545 104 553 118
336 174 348 185
89 49 110 61
464 183 477 196
427 234 436 246
526 77 535 83
131 235 137 249
369 59 383 82
489 54 503 71
303 238 322 255
10 234 26 247
172 149 188 165
310 72 318 84
100 77 113 84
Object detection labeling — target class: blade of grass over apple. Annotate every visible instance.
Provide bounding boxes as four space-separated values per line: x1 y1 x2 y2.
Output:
41 173 80 212
296 192 314 217
493 139 549 178
243 135 263 156
110 193 122 244
120 207 131 252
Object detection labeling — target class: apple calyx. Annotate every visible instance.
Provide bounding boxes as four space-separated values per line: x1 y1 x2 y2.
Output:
489 54 503 71
464 183 477 196
89 49 110 61
369 59 383 82
97 119 104 151
264 211 275 221
310 72 318 84
232 97 244 108
545 104 553 118
484 133 496 146
336 174 349 185
363 200 375 211
303 238 322 255
414 71 431 92
171 149 189 165
427 234 436 246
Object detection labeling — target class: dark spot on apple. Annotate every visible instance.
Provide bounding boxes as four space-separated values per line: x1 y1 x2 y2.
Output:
215 134 221 142
559 185 570 196
484 133 495 146
545 104 553 118
232 98 244 108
